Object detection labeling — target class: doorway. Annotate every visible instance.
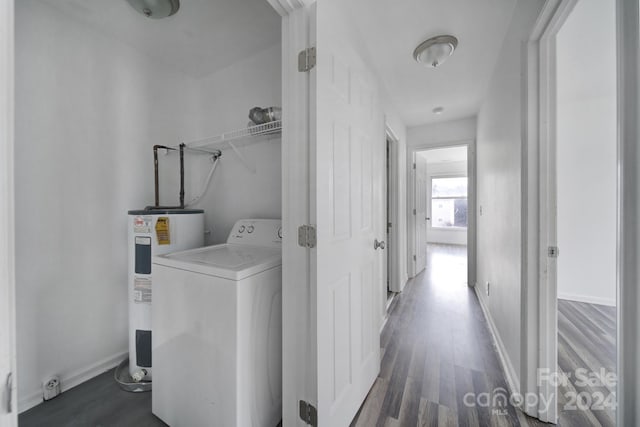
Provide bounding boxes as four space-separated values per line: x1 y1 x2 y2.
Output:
554 0 617 424
530 0 622 423
410 145 471 285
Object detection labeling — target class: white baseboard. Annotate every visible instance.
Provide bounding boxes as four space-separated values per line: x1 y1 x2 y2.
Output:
558 293 616 307
18 389 43 414
473 286 520 397
18 350 127 413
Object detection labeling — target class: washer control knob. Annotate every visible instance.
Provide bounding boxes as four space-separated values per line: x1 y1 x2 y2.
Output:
238 225 246 233
247 225 255 234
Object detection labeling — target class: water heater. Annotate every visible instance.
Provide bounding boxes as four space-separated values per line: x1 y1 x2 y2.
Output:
127 208 204 381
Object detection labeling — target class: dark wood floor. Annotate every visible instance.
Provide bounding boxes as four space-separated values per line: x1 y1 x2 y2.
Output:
557 299 616 427
19 368 166 427
351 244 541 427
351 244 617 427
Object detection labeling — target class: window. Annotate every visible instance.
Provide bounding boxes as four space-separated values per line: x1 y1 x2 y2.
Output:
431 176 468 229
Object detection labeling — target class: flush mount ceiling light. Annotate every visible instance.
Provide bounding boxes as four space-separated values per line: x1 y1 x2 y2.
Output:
432 106 444 115
413 35 458 68
126 0 180 19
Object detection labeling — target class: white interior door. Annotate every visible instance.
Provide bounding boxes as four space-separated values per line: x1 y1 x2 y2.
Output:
309 2 384 425
414 155 428 274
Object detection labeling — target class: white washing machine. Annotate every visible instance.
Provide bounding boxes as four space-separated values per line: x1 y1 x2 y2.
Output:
151 219 282 427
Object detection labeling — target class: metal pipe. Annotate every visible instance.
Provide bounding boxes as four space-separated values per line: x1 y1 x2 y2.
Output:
153 145 175 208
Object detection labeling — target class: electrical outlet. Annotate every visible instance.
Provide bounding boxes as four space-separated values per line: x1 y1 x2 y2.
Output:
486 281 490 296
42 376 61 401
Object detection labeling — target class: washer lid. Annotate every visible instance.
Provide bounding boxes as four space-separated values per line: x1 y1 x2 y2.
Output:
153 243 281 280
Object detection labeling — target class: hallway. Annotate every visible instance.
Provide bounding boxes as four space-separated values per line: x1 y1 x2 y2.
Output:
351 244 540 427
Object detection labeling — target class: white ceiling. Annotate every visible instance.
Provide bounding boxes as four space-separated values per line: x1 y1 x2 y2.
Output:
38 0 517 126
419 146 467 164
38 0 281 78
344 0 517 127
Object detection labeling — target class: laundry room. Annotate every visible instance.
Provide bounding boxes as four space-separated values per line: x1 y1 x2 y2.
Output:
14 0 282 421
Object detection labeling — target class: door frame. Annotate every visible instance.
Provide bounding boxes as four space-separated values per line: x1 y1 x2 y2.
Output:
522 0 577 421
412 151 428 276
385 125 401 294
407 139 476 288
0 0 17 425
524 0 639 424
267 0 315 425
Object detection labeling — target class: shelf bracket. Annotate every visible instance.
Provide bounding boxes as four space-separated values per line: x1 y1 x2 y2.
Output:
227 141 256 174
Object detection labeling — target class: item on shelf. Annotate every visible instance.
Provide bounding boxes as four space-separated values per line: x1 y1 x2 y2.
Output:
248 106 282 125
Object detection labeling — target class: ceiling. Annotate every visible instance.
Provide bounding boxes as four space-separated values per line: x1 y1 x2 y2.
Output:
419 146 467 164
344 0 517 127
38 0 281 78
38 0 517 127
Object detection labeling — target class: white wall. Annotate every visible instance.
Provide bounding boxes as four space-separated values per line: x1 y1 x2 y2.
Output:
556 0 616 306
421 159 468 245
160 44 282 244
475 0 544 391
407 116 477 148
15 0 198 410
15 0 281 411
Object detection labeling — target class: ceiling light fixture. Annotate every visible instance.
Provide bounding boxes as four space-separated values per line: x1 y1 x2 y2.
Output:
126 0 180 19
432 106 444 115
413 35 458 68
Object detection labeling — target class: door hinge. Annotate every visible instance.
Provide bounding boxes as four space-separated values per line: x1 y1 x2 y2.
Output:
5 372 12 413
298 47 317 72
299 400 318 426
298 225 317 249
413 255 417 261
548 246 559 258
413 209 416 215
413 163 416 170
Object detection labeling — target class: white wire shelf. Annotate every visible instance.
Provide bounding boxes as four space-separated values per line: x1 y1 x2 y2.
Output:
183 120 282 151
175 120 282 173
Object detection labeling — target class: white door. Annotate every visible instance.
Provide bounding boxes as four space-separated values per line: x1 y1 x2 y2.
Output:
414 155 428 274
0 0 16 424
309 1 384 425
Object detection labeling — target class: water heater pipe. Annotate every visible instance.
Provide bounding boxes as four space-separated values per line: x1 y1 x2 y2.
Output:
179 143 185 208
151 144 189 210
153 145 175 207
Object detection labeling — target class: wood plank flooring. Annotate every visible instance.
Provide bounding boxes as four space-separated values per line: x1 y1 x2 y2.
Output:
557 299 617 427
19 368 166 427
351 244 618 427
351 244 537 427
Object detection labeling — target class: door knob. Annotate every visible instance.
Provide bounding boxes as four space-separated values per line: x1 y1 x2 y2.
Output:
374 239 386 250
